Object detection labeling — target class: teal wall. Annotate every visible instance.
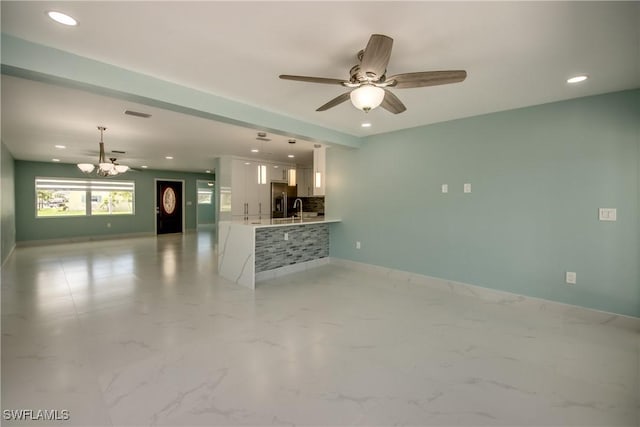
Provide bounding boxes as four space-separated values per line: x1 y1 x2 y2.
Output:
14 161 213 242
1 141 16 264
328 90 640 317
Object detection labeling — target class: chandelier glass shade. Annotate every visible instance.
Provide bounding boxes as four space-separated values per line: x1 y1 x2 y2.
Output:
77 163 95 173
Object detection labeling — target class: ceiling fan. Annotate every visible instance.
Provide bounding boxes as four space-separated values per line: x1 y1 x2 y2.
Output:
280 34 467 114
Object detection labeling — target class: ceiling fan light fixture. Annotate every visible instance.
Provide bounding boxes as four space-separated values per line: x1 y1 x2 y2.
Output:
115 165 129 173
350 85 385 112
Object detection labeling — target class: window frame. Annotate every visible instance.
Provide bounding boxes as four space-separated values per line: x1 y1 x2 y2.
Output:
35 177 136 218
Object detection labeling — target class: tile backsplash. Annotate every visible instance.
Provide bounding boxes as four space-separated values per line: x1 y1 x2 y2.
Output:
300 197 324 214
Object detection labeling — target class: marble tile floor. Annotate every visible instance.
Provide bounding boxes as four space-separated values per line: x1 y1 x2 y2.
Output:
1 230 638 426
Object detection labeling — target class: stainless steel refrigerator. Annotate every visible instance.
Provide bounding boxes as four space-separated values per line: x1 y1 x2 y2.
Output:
271 182 297 218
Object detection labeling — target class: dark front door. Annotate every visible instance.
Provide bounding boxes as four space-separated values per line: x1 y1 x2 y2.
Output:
157 180 183 234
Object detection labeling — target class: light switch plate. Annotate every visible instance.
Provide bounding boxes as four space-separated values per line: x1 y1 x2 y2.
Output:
464 183 471 193
284 232 288 241
441 184 448 193
599 208 617 221
566 271 576 285
356 241 361 249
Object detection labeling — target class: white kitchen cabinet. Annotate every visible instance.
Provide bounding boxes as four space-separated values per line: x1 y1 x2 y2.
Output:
232 159 270 219
297 168 313 197
270 163 288 182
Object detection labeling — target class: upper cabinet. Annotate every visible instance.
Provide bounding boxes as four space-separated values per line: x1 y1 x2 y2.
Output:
297 168 313 197
313 146 326 196
270 163 289 183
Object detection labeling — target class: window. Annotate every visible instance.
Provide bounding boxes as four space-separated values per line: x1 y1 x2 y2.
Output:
197 189 213 205
219 186 231 212
36 178 135 217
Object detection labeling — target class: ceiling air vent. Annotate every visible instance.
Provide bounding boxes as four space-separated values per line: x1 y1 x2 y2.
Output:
124 110 152 118
111 150 126 154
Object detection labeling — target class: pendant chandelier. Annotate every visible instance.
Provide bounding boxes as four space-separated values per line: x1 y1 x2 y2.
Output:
77 126 129 177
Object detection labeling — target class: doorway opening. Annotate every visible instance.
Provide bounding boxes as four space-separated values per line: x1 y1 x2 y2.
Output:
196 179 216 230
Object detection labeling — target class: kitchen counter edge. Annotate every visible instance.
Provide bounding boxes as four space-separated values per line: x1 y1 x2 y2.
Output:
222 218 342 229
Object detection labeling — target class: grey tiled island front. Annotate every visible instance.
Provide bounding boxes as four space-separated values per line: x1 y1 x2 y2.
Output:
218 218 340 289
255 223 329 273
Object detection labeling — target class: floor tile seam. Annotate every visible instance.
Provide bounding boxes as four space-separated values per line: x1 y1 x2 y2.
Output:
59 257 117 427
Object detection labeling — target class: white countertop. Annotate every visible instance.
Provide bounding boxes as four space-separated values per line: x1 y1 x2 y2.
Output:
226 217 341 228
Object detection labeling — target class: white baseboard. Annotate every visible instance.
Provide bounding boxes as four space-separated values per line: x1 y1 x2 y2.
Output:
1 243 16 270
16 232 156 247
329 258 640 330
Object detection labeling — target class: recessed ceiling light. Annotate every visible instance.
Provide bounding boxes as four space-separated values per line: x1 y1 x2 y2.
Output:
567 75 588 84
47 11 78 26
52 158 60 162
244 162 251 165
205 170 211 173
287 154 295 158
141 165 148 169
54 145 66 149
274 165 279 168
361 123 372 128
251 149 259 153
165 156 174 160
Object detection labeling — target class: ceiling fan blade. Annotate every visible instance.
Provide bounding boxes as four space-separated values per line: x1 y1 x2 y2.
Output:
279 75 347 85
387 70 467 89
381 90 407 114
316 92 351 111
360 34 394 79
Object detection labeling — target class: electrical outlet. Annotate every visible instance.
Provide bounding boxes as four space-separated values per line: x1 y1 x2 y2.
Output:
356 241 361 249
598 208 617 221
107 222 111 228
284 232 288 241
464 183 472 193
565 271 576 285
441 184 448 193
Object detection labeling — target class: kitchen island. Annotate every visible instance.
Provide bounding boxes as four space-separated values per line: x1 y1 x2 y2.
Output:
218 218 341 289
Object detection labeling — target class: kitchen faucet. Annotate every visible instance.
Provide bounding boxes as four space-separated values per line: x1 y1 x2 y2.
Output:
293 198 303 221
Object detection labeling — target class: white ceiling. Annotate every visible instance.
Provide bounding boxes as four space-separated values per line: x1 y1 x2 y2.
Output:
1 74 315 170
1 1 639 172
